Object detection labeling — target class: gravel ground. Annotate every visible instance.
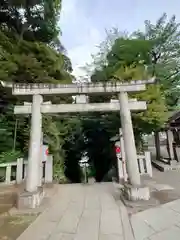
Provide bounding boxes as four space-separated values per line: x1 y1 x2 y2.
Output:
0 184 58 240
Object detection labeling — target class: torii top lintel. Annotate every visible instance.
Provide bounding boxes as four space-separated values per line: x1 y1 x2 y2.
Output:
0 78 155 96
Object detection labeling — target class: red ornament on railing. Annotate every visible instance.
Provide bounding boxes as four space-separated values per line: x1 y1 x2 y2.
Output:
115 146 121 154
45 148 49 156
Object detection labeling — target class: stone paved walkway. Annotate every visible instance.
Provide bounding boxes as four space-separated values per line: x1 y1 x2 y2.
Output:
131 198 180 240
17 183 132 240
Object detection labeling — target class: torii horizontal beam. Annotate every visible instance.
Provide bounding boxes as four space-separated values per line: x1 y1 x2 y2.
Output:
14 101 147 114
1 78 155 95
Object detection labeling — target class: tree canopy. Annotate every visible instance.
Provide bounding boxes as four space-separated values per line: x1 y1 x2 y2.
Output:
133 13 180 108
0 0 74 182
0 0 62 45
87 13 180 152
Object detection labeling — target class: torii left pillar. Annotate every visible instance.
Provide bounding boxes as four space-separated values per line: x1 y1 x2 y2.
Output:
26 94 43 192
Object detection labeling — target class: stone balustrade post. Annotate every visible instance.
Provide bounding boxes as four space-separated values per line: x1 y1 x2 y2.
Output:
16 158 23 184
45 155 53 184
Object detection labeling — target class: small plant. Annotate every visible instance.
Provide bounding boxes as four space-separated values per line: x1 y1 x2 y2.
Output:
0 150 22 164
53 163 68 183
53 152 68 184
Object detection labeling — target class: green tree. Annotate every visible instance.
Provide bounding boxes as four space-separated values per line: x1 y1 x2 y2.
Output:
133 13 180 108
0 0 62 44
0 0 74 182
89 29 169 149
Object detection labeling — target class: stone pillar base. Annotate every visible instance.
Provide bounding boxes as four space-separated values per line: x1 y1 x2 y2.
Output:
170 160 178 166
123 183 150 201
17 187 44 209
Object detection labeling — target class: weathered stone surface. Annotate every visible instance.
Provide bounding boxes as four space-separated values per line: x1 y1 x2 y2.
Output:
131 199 180 239
131 214 156 239
149 226 180 240
14 101 147 114
10 80 154 95
17 183 133 240
123 183 150 201
99 234 124 240
17 187 44 209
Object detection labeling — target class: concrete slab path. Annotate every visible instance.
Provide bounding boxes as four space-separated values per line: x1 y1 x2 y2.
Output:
131 198 180 240
17 183 133 240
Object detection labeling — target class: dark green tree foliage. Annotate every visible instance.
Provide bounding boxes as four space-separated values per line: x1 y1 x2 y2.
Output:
0 0 61 44
82 119 117 182
0 0 72 71
107 38 153 69
0 30 72 83
58 115 118 183
0 0 73 180
63 127 84 183
92 14 180 110
0 106 16 153
89 15 179 151
133 13 180 108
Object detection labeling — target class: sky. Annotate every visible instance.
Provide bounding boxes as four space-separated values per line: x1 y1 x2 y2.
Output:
60 0 180 78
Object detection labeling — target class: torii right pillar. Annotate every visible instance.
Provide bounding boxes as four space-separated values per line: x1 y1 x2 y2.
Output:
119 92 150 201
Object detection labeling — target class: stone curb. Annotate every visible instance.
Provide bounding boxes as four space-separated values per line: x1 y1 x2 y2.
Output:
112 182 135 239
118 200 135 240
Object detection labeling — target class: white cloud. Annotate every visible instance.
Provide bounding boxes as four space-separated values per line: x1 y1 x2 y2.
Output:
68 28 102 79
60 0 103 79
60 0 180 81
61 0 77 22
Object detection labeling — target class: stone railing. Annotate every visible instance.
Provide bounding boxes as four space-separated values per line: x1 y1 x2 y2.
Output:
118 151 152 179
137 152 152 177
0 156 53 185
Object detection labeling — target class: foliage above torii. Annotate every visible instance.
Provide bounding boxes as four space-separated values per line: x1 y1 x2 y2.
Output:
87 13 180 149
133 13 180 108
0 30 72 84
0 0 62 45
91 13 180 110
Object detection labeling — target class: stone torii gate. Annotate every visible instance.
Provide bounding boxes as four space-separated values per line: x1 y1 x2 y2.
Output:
1 79 154 207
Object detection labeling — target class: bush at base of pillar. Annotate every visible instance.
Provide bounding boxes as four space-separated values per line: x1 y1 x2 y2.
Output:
123 183 150 201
